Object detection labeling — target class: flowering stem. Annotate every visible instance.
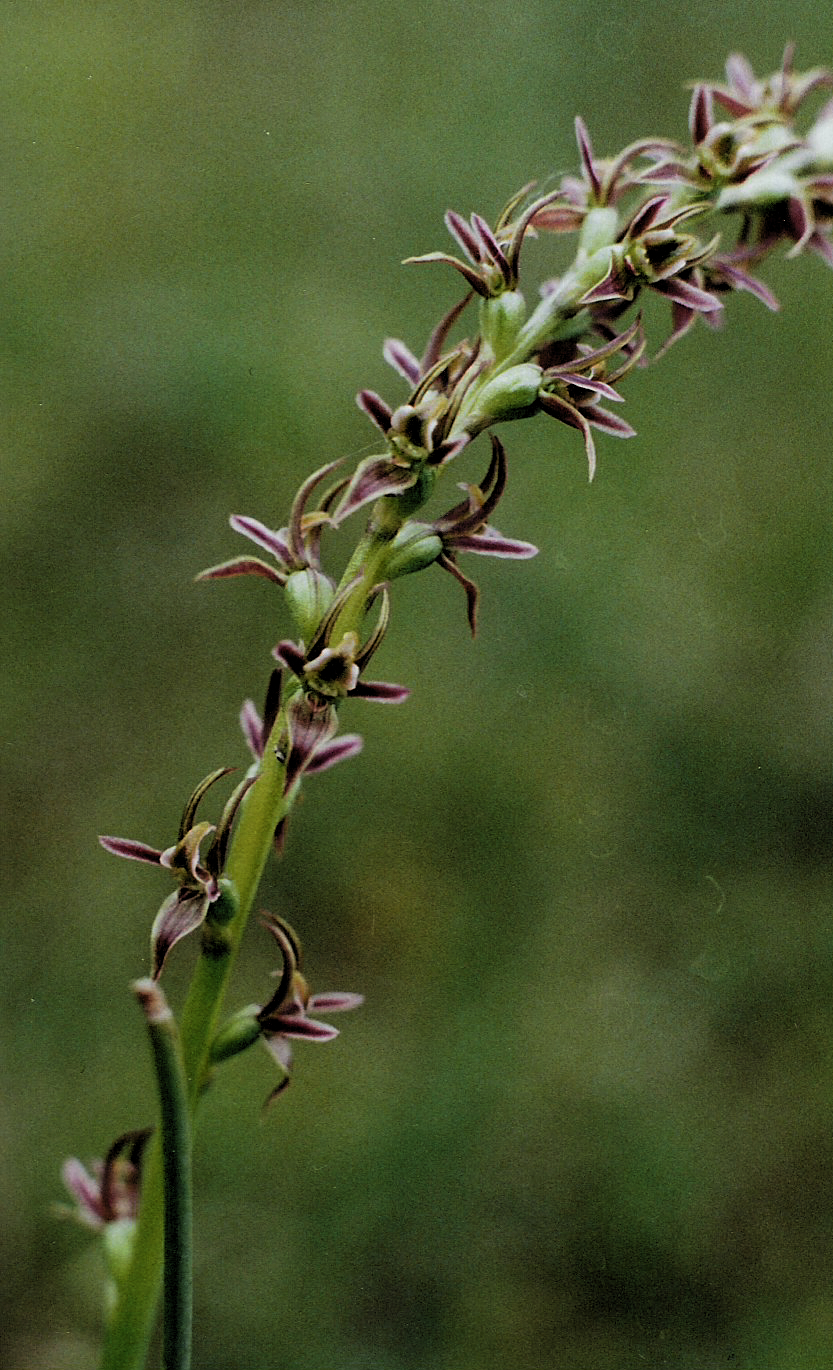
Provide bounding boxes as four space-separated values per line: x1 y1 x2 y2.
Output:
98 737 289 1370
133 980 192 1370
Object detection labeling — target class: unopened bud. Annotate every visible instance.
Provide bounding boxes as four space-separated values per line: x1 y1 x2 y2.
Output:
479 289 527 361
284 568 336 642
383 522 443 579
578 206 619 257
210 1005 262 1064
467 363 542 432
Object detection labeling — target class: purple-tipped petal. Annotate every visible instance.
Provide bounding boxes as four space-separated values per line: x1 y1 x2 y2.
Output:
272 639 307 677
449 529 539 559
420 292 475 373
350 679 410 703
711 261 779 310
229 515 293 566
471 212 511 284
652 276 723 314
307 991 365 1012
444 210 483 264
269 1014 341 1042
583 406 637 440
196 556 285 585
575 116 602 200
437 552 480 635
61 1158 105 1229
383 338 422 385
304 733 364 775
403 251 490 297
539 392 597 480
689 85 713 144
557 373 625 402
151 889 209 979
240 699 264 759
356 389 393 434
99 835 163 866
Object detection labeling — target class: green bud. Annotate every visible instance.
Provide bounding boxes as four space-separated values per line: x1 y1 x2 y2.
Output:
479 289 527 362
578 206 620 257
210 1005 262 1064
383 522 443 579
284 568 336 642
468 363 542 431
206 876 239 928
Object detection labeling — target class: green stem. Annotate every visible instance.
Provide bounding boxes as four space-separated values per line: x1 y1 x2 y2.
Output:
97 736 289 1370
133 980 192 1370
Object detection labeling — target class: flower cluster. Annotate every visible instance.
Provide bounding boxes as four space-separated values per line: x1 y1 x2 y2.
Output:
95 44 832 1110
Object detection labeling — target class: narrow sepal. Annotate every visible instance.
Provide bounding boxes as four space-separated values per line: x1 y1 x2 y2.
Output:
196 556 285 585
229 515 293 566
99 835 163 865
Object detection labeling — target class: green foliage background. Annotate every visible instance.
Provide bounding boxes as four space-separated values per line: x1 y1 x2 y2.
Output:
3 3 833 1367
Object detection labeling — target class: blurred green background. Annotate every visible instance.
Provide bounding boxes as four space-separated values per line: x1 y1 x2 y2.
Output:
3 3 833 1367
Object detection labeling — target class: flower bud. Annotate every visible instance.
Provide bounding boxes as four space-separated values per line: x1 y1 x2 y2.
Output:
479 289 527 361
210 1005 262 1063
383 522 443 579
578 206 620 257
284 568 336 642
467 363 542 432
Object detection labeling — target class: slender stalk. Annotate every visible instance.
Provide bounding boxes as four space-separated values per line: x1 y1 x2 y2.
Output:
133 979 192 1370
98 727 290 1370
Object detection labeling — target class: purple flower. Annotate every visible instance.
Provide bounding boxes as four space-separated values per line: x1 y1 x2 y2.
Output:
196 459 346 587
255 913 363 1104
273 579 409 708
100 768 251 978
60 1130 150 1231
538 317 643 478
404 189 564 298
392 434 537 634
708 45 831 121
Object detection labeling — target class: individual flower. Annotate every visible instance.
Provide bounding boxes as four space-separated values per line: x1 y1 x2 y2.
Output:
273 580 409 707
196 458 346 587
572 196 723 354
60 1130 150 1232
708 44 831 121
538 317 643 477
210 914 363 1106
255 913 363 1104
240 668 363 780
385 434 537 633
533 117 680 226
403 187 564 298
100 769 251 978
352 295 479 490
